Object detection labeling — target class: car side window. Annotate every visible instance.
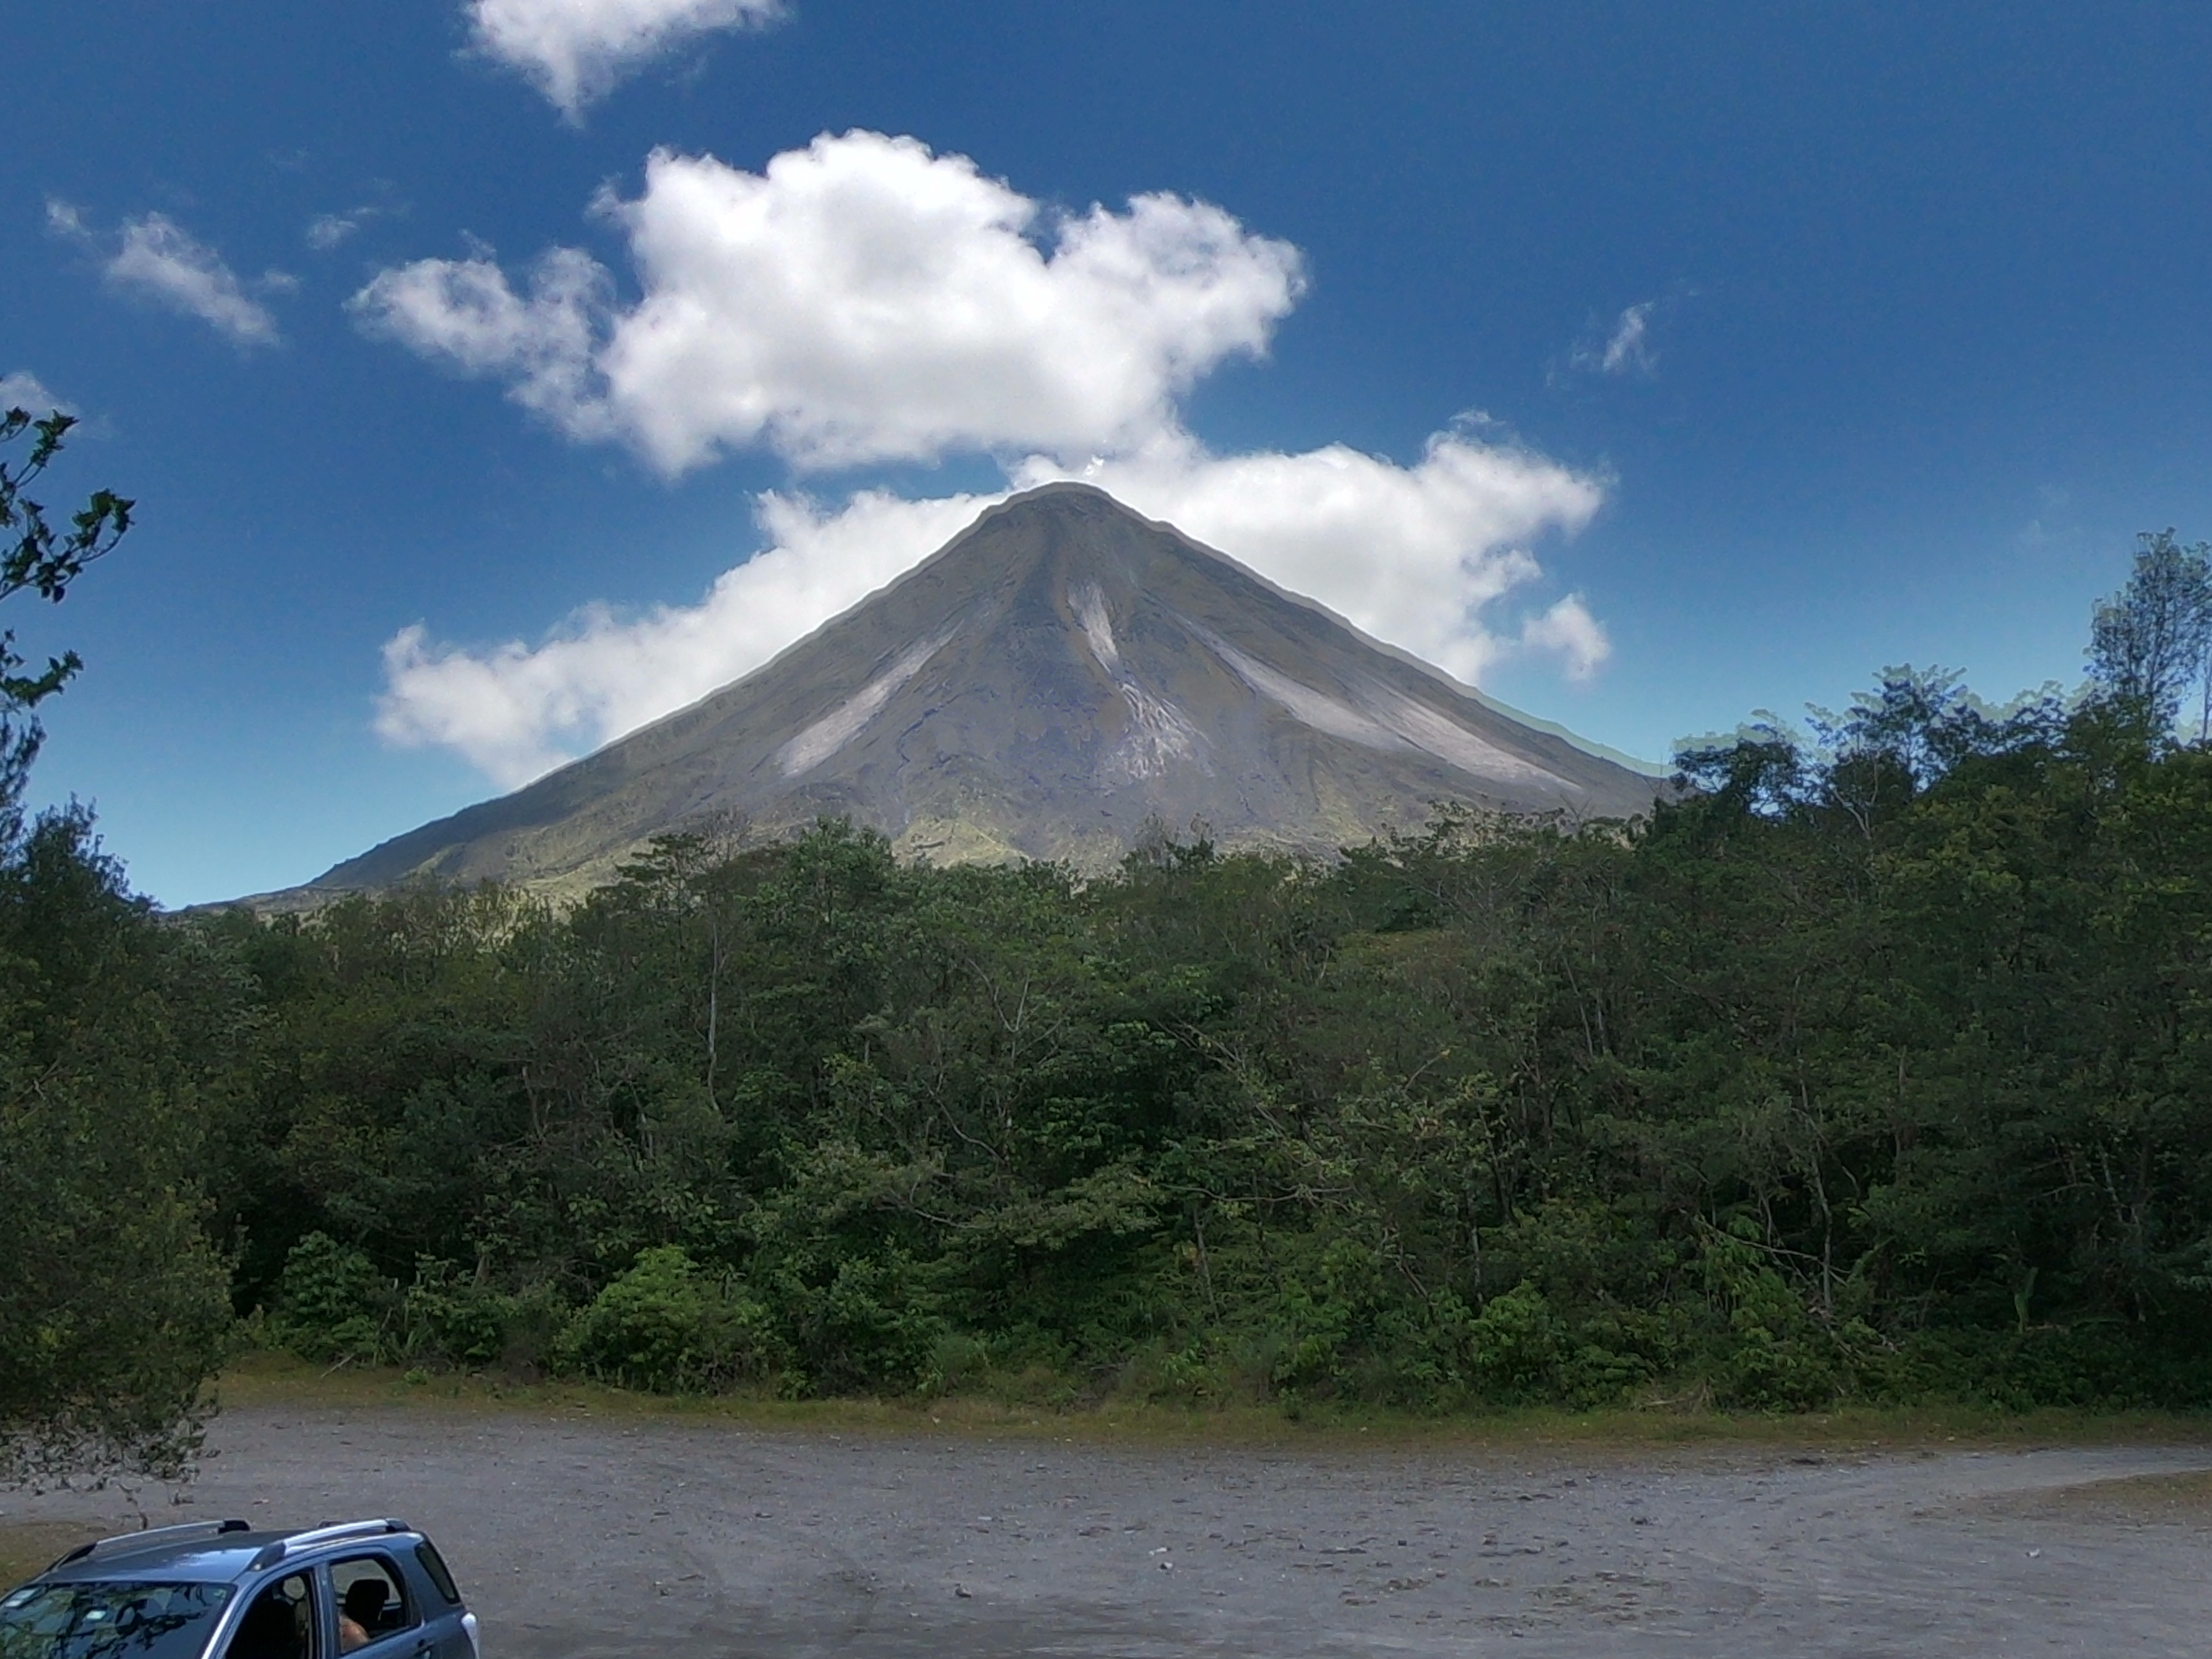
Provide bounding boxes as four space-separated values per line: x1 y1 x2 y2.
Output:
225 1572 319 1659
410 1543 460 1606
331 1555 418 1652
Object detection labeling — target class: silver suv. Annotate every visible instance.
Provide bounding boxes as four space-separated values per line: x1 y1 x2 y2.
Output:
0 1519 479 1659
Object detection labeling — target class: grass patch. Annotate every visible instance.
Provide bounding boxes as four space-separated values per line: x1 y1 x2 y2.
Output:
214 1352 2212 1457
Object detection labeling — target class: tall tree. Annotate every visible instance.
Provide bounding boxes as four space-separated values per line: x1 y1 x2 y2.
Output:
0 810 240 1488
0 405 233 1489
2086 529 2212 737
0 408 132 800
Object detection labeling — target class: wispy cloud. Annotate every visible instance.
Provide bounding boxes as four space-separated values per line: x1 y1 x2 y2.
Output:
305 193 405 252
1600 301 1656 374
467 0 785 119
51 201 286 347
0 371 69 416
1570 300 1658 378
307 211 367 251
2014 483 2082 553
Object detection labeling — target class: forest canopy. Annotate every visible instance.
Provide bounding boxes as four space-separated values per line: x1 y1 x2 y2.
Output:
196 664 2212 1415
11 523 2212 1483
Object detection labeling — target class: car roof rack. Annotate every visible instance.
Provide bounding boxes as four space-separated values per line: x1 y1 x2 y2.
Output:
55 1519 253 1567
249 1519 411 1571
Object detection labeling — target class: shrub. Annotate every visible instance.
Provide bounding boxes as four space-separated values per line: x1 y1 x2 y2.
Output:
754 1248 945 1396
273 1233 393 1363
1698 1220 1856 1410
397 1260 575 1375
558 1246 778 1392
1467 1280 1564 1402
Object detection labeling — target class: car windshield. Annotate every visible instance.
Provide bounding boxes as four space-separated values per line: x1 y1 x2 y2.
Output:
0 1583 234 1659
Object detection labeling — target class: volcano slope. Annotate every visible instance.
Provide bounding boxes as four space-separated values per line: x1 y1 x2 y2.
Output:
291 483 1660 898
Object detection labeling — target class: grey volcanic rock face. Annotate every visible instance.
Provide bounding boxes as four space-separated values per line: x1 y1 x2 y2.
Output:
298 484 1660 896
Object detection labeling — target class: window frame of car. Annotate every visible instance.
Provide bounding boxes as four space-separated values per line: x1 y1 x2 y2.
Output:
408 1542 460 1611
222 1566 323 1659
321 1552 421 1653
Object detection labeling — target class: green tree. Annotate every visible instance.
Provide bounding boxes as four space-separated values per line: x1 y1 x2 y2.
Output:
0 409 132 797
0 406 234 1486
184 602 2212 1413
2086 529 2212 738
0 811 239 1485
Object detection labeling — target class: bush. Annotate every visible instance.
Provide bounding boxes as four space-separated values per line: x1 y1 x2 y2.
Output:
1867 1323 2212 1410
1698 1221 1857 1410
273 1233 394 1363
397 1260 572 1375
399 1260 508 1369
756 1249 945 1396
1468 1281 1564 1402
558 1246 779 1392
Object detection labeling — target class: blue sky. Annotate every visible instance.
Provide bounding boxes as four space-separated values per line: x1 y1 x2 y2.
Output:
9 1 2211 905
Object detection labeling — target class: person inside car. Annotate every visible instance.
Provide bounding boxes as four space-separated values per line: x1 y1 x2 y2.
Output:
338 1579 387 1652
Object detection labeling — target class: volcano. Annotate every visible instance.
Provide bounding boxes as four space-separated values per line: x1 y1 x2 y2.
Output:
278 484 1660 899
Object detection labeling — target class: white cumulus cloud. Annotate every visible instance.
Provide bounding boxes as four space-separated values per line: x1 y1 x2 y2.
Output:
359 247 617 439
51 202 284 347
353 131 1305 473
1022 429 1603 685
377 432 1605 787
468 0 784 118
364 133 1613 789
1518 593 1610 680
378 487 995 786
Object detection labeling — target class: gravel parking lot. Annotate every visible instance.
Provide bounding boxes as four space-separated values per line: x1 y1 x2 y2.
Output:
6 1402 2210 1657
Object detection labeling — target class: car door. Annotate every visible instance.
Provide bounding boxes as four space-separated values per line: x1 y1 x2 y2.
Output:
395 1541 475 1659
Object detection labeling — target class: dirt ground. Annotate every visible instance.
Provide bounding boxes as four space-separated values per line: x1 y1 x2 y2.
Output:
6 1401 2210 1657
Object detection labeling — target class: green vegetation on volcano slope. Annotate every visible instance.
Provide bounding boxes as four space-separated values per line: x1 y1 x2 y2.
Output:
186 665 2212 1417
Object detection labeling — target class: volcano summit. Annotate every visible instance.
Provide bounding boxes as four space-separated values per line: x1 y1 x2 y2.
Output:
285 485 1659 899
